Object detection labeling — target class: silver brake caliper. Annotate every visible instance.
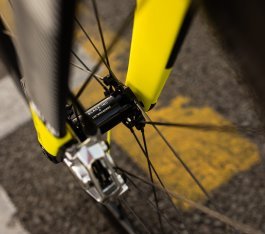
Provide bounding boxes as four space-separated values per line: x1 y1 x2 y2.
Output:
64 138 128 203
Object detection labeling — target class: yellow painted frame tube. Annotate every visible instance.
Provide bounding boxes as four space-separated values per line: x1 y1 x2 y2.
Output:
126 0 192 111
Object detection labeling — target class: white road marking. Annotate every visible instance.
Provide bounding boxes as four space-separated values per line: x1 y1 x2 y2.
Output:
0 186 29 234
0 76 30 140
0 76 30 233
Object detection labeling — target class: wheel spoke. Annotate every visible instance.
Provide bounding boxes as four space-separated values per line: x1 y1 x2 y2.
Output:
143 121 264 136
74 16 112 73
91 0 111 68
70 62 103 79
71 50 108 90
141 129 165 234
